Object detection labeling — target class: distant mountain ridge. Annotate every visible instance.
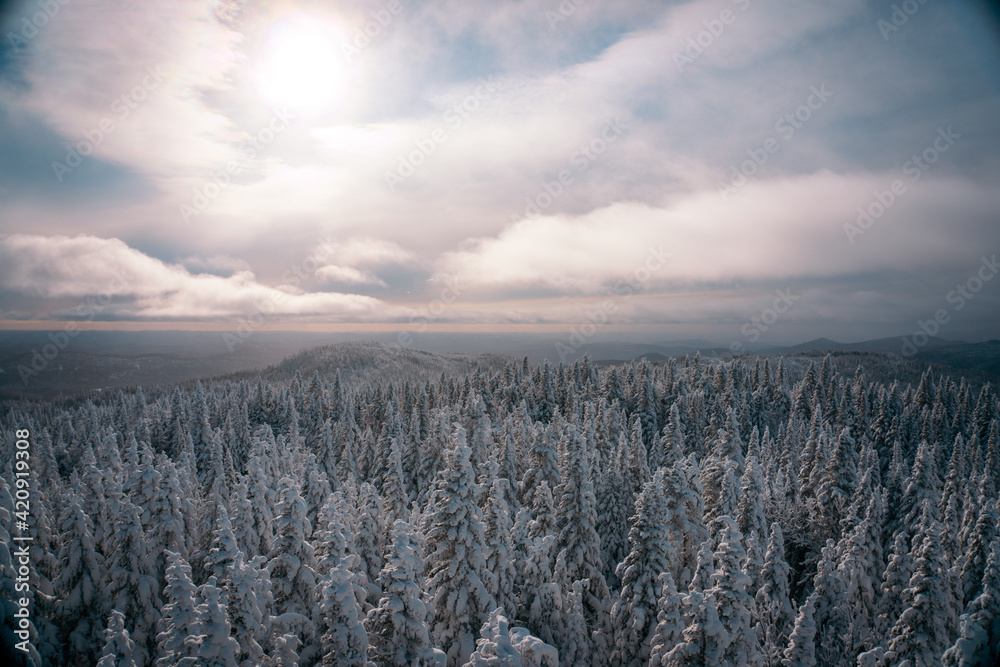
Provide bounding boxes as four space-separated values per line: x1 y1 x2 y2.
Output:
0 329 997 398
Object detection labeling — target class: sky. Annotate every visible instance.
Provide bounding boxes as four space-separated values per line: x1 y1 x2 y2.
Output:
0 0 998 348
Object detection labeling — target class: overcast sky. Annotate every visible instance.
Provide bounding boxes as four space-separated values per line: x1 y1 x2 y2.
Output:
1 0 998 345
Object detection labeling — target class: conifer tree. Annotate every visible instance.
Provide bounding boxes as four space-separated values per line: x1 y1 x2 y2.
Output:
425 425 497 666
106 497 160 667
267 477 319 634
316 556 368 666
882 502 957 666
484 477 519 618
610 470 676 666
942 537 1000 667
52 490 108 665
365 520 440 666
553 424 611 660
97 610 138 667
188 576 241 667
755 523 794 665
782 594 817 667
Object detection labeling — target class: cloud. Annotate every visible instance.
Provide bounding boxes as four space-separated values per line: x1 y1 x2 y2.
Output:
325 237 418 267
315 264 387 288
1 0 998 342
436 171 1000 294
0 234 392 320
13 0 245 180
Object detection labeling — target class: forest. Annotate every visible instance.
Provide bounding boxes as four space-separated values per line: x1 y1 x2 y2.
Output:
1 342 998 667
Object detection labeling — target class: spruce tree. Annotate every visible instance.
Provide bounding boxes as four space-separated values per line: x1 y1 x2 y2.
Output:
425 424 497 666
610 470 676 666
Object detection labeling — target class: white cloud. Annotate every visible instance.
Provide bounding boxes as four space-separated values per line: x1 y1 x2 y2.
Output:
436 172 1000 294
315 264 387 287
0 234 393 320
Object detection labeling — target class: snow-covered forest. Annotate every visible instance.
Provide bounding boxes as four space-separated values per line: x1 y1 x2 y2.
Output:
2 342 999 666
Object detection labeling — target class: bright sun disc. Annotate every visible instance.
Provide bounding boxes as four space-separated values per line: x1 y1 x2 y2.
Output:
255 18 350 113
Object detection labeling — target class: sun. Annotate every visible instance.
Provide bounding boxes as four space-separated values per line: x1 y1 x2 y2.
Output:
254 16 352 114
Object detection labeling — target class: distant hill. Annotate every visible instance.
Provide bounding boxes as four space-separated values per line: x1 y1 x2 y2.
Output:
1 329 996 399
245 341 511 386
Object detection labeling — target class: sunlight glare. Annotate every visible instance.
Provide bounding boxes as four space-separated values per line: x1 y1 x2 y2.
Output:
254 17 351 114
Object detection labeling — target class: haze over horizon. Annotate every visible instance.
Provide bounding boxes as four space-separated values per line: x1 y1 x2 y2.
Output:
2 0 999 349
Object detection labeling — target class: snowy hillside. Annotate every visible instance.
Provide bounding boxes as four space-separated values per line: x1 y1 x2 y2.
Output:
1 346 998 666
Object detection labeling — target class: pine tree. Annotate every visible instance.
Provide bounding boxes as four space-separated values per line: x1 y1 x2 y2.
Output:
519 425 560 509
270 633 302 667
709 516 764 667
106 497 160 667
875 532 914 642
647 571 684 667
316 556 368 666
736 455 768 553
623 415 651 496
942 537 1000 667
815 427 858 542
365 520 439 666
557 579 591 666
958 498 996 606
882 502 957 667
155 550 200 667
595 457 631 588
186 576 241 667
755 523 794 665
355 482 387 603
518 534 561 648
53 491 108 666
226 552 270 667
527 480 558 541
464 609 529 666
204 506 241 586
425 424 497 666
246 450 277 555
230 476 262 560
484 477 519 618
834 516 880 659
267 477 319 634
897 440 942 533
782 594 817 667
663 455 707 590
553 423 611 660
149 457 190 591
97 610 138 667
701 455 740 527
300 458 333 535
663 584 725 666
610 470 676 666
